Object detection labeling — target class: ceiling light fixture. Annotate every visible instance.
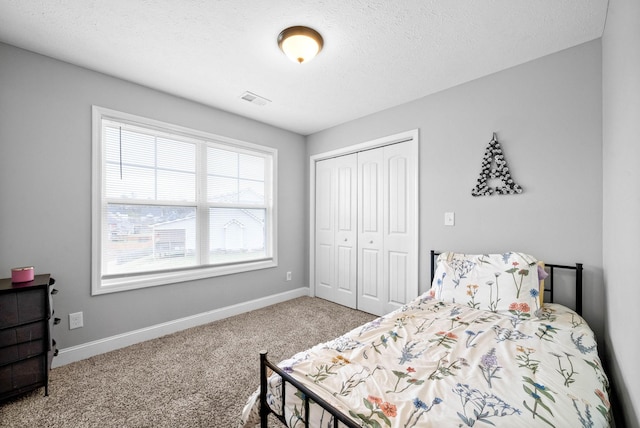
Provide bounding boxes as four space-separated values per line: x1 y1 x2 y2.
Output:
277 26 323 64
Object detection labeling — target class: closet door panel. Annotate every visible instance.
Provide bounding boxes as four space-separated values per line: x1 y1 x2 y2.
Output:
361 162 379 232
316 244 334 295
361 248 380 298
388 251 408 305
316 168 333 231
315 160 336 302
337 167 355 231
314 155 357 309
357 149 384 315
334 156 357 307
383 141 418 314
387 156 408 234
337 246 354 291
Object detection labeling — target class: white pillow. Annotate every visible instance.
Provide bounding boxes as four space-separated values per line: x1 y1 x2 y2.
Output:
431 252 542 317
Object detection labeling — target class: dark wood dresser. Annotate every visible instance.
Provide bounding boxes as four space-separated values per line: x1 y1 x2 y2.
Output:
0 274 59 402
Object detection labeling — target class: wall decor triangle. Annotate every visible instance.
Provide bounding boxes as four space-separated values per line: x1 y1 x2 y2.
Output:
471 133 523 197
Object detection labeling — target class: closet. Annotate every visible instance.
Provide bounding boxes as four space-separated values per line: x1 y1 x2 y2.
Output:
313 136 418 316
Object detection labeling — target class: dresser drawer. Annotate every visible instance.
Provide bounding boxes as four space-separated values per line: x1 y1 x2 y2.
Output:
0 321 47 365
0 293 19 327
0 289 46 329
0 321 46 347
0 356 46 394
0 340 46 366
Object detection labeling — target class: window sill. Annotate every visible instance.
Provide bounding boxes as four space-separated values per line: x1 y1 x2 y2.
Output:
91 259 277 295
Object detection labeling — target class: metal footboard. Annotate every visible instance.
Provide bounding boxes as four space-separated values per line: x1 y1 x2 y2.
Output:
259 351 361 428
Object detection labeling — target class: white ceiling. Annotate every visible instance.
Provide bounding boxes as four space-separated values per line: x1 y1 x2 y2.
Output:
0 1 608 135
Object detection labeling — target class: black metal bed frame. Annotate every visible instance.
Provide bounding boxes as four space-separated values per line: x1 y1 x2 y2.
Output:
259 351 361 428
259 250 584 428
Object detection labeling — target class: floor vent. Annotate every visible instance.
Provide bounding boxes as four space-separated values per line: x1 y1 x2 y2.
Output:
240 91 271 106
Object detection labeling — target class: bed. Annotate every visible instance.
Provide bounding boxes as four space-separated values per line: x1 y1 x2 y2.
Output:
239 251 611 427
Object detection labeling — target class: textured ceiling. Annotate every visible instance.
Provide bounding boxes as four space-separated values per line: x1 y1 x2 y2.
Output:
0 1 608 135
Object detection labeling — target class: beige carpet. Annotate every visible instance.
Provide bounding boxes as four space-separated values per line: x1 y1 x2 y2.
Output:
0 296 376 428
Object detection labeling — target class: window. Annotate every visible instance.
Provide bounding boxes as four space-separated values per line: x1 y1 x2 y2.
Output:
92 106 277 294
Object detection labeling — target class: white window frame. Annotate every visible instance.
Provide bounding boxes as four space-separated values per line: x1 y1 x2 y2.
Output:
91 106 277 295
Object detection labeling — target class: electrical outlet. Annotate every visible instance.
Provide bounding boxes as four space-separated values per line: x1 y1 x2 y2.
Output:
286 271 292 281
69 312 83 330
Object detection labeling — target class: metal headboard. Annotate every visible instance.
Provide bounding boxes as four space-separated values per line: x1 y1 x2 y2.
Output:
429 250 584 315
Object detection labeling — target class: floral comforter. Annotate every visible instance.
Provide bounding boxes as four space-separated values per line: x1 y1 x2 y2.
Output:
239 294 611 427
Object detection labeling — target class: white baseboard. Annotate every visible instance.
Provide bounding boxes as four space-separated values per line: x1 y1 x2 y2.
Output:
53 287 310 368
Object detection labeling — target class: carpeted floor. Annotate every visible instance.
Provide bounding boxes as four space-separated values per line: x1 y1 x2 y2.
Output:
0 296 376 428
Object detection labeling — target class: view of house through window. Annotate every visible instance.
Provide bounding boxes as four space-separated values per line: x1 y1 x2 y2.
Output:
92 107 276 294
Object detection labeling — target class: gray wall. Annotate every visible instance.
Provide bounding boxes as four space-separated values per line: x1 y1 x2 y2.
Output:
603 0 640 426
0 43 306 348
307 40 604 339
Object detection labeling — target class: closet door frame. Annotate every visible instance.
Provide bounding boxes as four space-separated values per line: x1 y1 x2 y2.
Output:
309 129 419 306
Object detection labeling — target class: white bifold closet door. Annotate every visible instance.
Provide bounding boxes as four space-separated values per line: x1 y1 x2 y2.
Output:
315 153 358 308
314 140 417 315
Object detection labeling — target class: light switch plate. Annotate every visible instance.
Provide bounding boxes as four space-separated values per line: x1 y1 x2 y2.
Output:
444 212 455 226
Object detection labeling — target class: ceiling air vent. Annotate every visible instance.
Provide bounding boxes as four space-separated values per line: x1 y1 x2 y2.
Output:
240 91 271 106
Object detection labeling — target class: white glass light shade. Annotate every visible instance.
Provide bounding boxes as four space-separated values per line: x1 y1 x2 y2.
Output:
278 26 323 64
